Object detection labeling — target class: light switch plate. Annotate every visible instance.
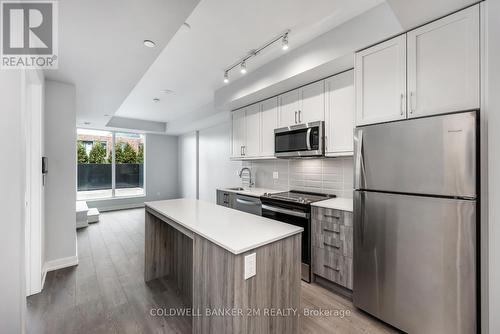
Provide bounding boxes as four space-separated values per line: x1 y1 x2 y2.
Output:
244 253 256 280
273 171 279 179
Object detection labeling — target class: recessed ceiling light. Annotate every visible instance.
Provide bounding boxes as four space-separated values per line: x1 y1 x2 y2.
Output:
160 89 173 94
143 40 156 48
153 97 160 103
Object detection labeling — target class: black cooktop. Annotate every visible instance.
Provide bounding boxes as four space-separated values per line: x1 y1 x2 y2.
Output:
262 190 335 205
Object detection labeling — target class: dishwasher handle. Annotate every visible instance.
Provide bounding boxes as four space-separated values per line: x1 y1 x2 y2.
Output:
236 198 261 206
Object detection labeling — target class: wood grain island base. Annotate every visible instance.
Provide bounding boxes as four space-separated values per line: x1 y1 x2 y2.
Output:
144 199 303 334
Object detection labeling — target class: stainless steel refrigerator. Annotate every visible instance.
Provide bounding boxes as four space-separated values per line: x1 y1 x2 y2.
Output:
353 111 477 334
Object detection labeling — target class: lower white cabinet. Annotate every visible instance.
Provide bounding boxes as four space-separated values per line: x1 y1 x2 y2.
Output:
325 70 354 156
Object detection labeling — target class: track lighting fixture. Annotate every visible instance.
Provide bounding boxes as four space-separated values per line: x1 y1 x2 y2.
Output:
282 33 289 50
223 29 290 83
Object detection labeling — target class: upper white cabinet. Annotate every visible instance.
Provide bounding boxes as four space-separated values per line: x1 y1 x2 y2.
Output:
355 5 479 126
300 80 325 124
231 97 278 160
244 103 261 158
325 70 355 156
355 35 407 126
260 97 278 158
231 108 246 158
278 82 325 127
407 5 479 118
278 89 300 127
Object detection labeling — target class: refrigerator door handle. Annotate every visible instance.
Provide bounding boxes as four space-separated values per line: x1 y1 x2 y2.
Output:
354 129 364 189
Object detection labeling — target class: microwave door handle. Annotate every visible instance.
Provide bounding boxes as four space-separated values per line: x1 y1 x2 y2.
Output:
306 128 312 150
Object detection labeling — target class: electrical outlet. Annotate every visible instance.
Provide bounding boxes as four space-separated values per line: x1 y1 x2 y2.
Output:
244 253 256 279
273 171 279 179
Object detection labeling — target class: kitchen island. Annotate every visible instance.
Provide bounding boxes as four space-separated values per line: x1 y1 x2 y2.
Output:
144 198 303 334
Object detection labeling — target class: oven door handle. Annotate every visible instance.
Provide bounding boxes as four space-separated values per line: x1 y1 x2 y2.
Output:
262 204 309 218
306 127 312 150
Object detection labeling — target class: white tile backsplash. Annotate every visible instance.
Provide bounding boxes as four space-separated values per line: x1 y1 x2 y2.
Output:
244 157 354 198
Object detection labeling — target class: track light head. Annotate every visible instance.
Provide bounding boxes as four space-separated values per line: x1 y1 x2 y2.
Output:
240 61 247 74
282 33 289 51
223 71 229 84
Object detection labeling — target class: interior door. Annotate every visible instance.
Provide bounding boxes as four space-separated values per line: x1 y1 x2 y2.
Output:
244 103 260 157
407 5 479 118
279 89 300 127
299 80 324 124
231 109 245 158
355 35 407 126
353 190 476 334
325 70 354 156
260 97 278 157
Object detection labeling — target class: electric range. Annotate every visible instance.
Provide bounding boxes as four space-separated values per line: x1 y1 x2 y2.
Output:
260 190 335 282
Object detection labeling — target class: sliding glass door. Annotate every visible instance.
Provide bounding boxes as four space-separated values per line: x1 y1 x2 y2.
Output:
77 129 145 200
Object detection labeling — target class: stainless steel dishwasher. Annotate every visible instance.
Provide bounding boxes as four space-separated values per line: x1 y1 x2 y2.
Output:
233 194 262 216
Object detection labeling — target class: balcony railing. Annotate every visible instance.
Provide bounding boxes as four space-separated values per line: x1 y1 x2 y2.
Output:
77 163 144 191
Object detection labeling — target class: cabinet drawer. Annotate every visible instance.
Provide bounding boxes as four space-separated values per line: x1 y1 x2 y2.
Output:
312 221 353 258
312 247 352 289
312 207 353 226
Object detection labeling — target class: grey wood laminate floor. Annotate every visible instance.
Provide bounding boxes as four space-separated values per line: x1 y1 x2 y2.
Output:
27 208 399 334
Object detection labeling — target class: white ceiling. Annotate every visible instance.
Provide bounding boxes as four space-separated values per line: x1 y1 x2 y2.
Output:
115 0 384 127
45 0 200 128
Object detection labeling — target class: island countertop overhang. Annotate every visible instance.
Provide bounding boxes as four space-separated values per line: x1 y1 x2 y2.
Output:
144 198 303 255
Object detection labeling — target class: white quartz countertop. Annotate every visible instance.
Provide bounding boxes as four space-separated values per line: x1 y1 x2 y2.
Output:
145 199 303 255
312 197 353 212
218 187 282 197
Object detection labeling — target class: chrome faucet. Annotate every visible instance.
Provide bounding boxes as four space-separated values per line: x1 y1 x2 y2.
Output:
239 167 254 187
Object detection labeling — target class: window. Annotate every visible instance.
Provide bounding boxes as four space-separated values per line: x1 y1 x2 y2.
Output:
77 129 145 200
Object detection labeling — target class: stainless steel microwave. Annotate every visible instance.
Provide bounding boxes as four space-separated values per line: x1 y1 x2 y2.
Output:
274 121 324 158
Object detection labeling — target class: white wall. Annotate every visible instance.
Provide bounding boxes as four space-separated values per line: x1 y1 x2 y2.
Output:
44 80 77 263
88 133 179 211
198 121 242 203
485 1 500 332
0 70 25 334
178 131 198 199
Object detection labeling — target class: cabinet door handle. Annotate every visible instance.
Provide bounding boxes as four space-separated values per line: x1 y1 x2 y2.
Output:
323 228 339 234
324 264 340 271
323 214 340 219
400 93 404 116
240 146 243 156
324 241 340 249
242 146 245 156
298 110 302 123
294 111 298 124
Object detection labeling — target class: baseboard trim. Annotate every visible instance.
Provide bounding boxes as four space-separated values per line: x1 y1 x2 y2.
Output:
44 255 79 273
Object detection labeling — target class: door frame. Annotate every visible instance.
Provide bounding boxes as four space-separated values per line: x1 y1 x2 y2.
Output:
24 70 45 296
